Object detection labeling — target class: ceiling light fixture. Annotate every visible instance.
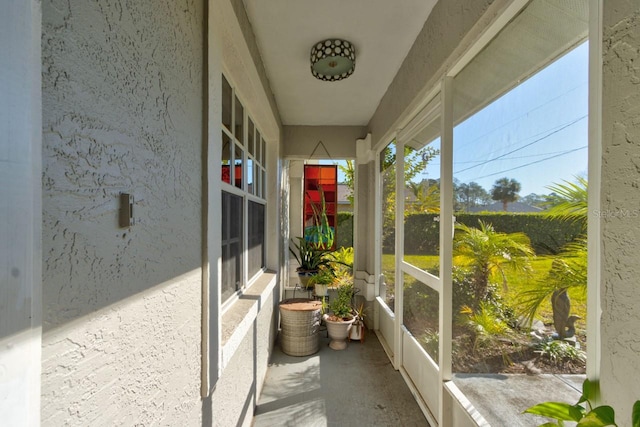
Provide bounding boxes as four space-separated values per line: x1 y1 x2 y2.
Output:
310 39 356 82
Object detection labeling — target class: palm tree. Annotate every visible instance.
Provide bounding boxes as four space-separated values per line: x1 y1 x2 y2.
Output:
518 177 588 337
454 220 534 304
491 177 521 211
518 237 587 337
543 176 588 224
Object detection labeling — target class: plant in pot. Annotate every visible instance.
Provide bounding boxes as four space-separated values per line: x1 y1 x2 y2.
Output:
349 303 367 342
324 282 356 350
308 267 333 298
289 237 331 289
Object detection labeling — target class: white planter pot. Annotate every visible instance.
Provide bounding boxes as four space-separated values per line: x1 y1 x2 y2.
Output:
349 321 365 341
323 314 355 350
314 284 328 297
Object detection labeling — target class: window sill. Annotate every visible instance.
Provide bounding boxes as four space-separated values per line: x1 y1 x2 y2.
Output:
220 271 277 370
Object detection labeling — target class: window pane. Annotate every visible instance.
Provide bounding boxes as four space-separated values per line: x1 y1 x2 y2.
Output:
262 169 266 199
403 273 439 364
255 167 261 198
222 75 232 133
380 141 396 312
248 118 255 157
234 143 243 189
235 95 244 143
221 131 231 184
247 158 254 195
222 191 243 301
451 0 588 377
403 128 441 278
261 136 266 166
248 201 265 278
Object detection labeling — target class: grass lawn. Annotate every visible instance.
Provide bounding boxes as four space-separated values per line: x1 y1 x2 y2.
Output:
381 254 587 331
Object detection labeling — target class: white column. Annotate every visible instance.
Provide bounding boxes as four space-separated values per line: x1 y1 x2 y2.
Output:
0 1 42 424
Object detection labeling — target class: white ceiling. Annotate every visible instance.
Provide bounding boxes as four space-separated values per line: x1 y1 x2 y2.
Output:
243 0 438 126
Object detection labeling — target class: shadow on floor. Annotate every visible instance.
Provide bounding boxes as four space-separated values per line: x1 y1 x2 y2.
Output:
253 330 430 427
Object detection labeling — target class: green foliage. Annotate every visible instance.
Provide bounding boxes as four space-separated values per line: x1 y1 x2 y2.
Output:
524 379 640 427
330 246 354 275
454 220 534 304
307 268 334 286
455 181 491 211
304 186 335 249
330 281 354 319
421 329 439 362
289 237 332 272
336 212 353 249
380 140 440 251
399 213 584 255
517 237 587 326
460 302 510 351
544 176 588 225
491 177 522 210
338 160 355 205
534 340 586 365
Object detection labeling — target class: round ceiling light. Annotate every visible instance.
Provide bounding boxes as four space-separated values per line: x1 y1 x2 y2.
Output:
310 39 356 82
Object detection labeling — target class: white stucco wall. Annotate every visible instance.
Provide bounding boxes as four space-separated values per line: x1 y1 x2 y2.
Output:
600 0 640 418
41 0 204 424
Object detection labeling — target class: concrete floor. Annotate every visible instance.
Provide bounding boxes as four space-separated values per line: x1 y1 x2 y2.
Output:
253 330 430 427
453 373 584 426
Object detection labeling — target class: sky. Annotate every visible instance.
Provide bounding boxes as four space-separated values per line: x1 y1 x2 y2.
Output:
447 41 589 196
326 41 589 198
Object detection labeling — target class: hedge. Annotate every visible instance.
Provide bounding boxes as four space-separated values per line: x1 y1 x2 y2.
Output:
397 212 584 255
336 212 353 249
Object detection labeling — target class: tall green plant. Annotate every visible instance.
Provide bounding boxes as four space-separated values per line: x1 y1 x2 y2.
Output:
304 185 334 250
454 220 534 304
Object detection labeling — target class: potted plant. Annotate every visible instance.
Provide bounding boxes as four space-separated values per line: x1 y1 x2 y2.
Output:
289 237 332 288
323 282 356 350
308 267 333 298
349 303 367 342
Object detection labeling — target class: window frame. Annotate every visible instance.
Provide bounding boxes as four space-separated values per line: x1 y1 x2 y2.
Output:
220 73 267 310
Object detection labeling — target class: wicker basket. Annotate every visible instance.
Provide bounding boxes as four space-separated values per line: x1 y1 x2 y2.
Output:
279 298 322 356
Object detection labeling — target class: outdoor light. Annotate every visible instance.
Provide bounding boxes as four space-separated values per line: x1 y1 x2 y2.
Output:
310 39 356 82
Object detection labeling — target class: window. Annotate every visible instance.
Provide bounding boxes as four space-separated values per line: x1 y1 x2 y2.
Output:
222 192 242 301
221 74 267 302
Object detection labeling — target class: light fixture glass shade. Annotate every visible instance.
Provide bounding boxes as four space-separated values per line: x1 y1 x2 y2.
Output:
310 39 356 82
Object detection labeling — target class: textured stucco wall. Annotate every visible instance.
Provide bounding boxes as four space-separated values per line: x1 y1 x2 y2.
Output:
41 0 204 424
600 0 640 417
368 0 494 146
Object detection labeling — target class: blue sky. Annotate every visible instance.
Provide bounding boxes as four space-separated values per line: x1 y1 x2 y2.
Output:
330 41 589 198
449 41 589 196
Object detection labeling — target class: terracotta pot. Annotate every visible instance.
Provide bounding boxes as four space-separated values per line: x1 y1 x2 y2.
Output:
323 314 355 350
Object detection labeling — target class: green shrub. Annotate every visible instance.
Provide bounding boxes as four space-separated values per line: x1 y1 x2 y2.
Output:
336 212 353 249
399 213 584 255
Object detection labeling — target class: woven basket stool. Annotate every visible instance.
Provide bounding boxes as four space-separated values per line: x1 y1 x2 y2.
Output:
279 298 322 356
